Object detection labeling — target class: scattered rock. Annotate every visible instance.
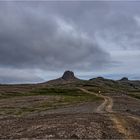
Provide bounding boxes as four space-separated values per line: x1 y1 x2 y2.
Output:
70 134 79 139
62 71 77 81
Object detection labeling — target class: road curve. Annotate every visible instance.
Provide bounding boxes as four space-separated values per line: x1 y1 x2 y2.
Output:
79 88 133 139
78 88 113 113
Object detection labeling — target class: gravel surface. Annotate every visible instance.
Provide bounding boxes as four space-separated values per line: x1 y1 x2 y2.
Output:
28 101 103 116
112 94 140 116
0 90 140 139
0 113 123 139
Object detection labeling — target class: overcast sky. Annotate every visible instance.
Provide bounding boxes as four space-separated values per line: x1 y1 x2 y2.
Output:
0 1 140 83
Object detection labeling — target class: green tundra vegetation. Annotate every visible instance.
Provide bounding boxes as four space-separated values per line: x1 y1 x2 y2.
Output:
0 75 140 117
0 87 101 116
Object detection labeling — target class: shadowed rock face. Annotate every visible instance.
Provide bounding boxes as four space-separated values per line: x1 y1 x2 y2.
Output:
44 70 79 85
62 71 77 81
120 77 129 81
89 77 104 81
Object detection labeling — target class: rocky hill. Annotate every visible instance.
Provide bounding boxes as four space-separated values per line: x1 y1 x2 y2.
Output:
62 71 77 81
119 77 129 81
45 71 80 85
43 71 140 92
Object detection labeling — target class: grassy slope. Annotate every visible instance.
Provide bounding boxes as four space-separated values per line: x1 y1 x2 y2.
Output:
128 92 140 99
75 79 140 94
1 78 140 116
0 87 102 116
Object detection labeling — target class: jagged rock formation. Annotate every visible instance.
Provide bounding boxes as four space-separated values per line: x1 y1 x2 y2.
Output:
45 70 79 85
89 77 105 81
62 71 77 81
119 77 129 81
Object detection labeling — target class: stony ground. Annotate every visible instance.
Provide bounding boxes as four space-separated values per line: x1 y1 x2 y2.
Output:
112 94 140 116
0 113 124 139
0 87 140 139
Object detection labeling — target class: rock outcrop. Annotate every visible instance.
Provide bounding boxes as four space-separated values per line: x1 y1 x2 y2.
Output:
62 71 77 81
45 70 79 85
119 77 129 81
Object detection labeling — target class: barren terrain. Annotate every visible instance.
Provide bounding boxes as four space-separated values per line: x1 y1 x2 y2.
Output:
0 84 139 139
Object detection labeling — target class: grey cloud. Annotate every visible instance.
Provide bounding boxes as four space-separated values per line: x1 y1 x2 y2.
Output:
0 1 140 83
0 2 110 71
0 68 43 84
51 1 140 51
0 75 42 84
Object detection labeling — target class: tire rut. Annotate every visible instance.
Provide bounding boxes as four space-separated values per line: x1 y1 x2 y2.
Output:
79 88 134 139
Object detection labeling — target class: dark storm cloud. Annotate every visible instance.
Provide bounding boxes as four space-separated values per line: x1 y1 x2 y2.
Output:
0 1 140 83
0 2 110 71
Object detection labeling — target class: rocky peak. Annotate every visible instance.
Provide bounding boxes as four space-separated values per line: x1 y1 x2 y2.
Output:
89 77 104 81
120 77 129 81
96 77 104 80
62 71 77 81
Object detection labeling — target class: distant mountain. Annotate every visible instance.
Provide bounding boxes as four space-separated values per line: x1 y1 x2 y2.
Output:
119 77 129 81
118 77 140 90
45 71 80 85
89 77 105 81
42 71 140 92
87 76 140 93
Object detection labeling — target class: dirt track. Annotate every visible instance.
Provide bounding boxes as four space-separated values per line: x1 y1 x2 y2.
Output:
79 88 140 139
0 88 140 139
